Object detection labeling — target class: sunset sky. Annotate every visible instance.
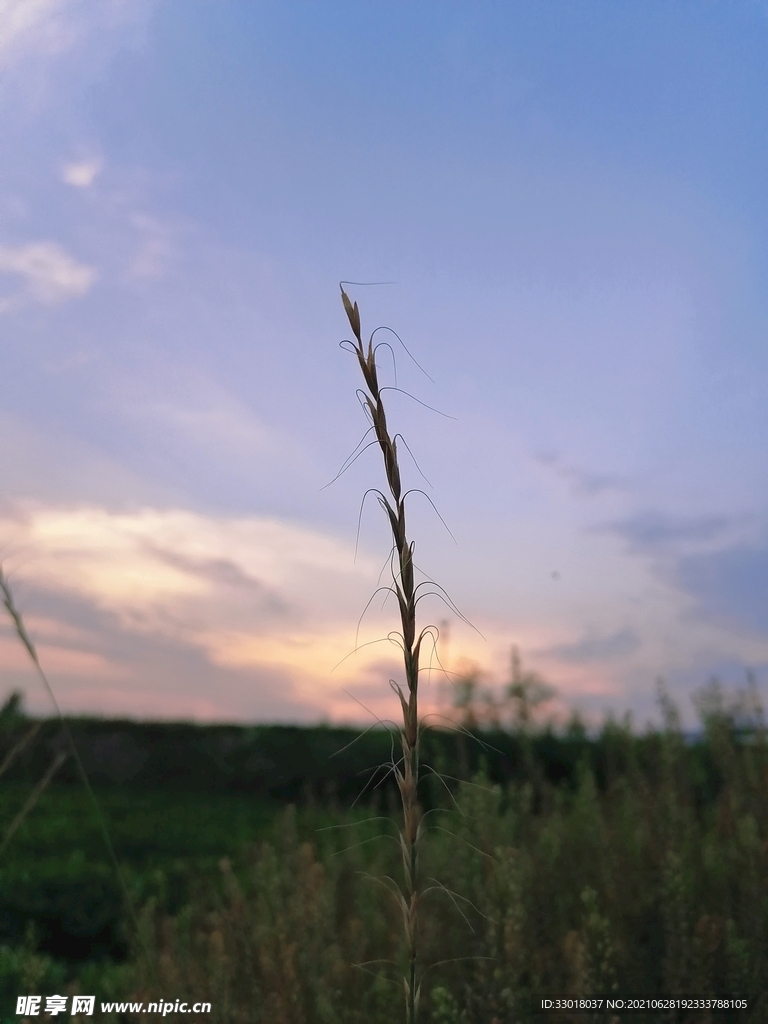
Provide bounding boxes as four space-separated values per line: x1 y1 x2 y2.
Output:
1 0 767 730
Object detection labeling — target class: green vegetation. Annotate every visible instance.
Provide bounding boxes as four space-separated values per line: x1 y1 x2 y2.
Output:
1 688 767 1022
127 687 768 1024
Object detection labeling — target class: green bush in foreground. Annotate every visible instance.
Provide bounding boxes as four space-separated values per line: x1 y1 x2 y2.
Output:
127 699 768 1024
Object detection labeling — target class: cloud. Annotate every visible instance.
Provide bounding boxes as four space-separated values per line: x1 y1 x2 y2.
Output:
0 0 154 72
0 0 157 141
592 508 768 648
592 508 768 629
676 543 768 638
0 240 96 308
0 0 73 66
1 505 371 614
596 510 733 552
127 213 172 280
135 394 273 455
544 627 641 664
62 156 101 187
3 502 765 726
0 412 170 508
116 384 313 495
0 504 385 719
0 586 318 722
535 452 624 497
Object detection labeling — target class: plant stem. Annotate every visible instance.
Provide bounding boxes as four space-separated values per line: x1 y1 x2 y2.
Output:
341 287 426 1022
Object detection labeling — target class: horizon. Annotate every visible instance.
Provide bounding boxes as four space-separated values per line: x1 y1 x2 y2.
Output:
0 687 738 744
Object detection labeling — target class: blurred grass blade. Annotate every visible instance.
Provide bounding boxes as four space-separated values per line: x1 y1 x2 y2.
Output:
0 749 67 858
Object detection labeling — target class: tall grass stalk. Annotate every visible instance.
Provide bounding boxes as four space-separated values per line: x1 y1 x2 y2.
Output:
0 566 153 978
340 286 430 1022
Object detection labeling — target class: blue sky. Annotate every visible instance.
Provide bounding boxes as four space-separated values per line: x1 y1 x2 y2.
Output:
1 0 767 729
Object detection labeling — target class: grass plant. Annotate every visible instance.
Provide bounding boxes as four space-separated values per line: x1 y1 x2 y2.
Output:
0 569 131 905
0 577 70 857
0 567 159 1014
339 285 443 1022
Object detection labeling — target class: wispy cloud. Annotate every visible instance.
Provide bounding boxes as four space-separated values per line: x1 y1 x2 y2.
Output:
588 508 768 657
2 504 372 614
133 393 274 456
595 510 734 553
62 156 101 187
0 504 386 719
676 543 768 638
534 452 625 497
127 213 173 280
0 588 316 722
0 0 74 66
0 240 96 310
0 0 155 68
3 502 766 727
543 627 641 664
0 0 158 136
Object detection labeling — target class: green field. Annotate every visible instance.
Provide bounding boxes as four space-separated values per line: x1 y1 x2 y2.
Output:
1 694 767 1022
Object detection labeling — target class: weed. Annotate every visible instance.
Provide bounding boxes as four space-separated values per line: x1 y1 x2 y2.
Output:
338 286 443 1022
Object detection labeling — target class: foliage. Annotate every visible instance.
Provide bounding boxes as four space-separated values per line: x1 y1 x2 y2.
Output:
124 686 768 1023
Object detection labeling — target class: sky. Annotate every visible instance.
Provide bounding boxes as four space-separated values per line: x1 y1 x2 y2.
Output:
0 0 767 730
